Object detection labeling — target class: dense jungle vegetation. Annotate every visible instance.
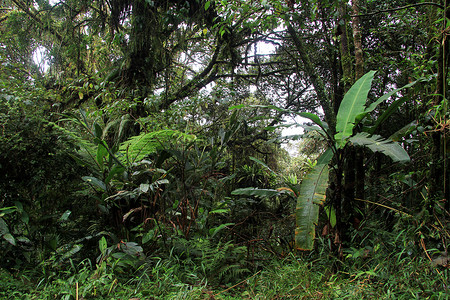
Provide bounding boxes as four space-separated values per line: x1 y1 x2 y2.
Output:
0 0 449 298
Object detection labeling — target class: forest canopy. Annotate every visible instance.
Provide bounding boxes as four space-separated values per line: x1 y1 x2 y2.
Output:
0 0 449 298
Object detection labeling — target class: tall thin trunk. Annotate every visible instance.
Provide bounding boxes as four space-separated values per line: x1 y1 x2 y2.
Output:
338 2 355 249
286 23 336 131
352 0 365 203
352 0 364 79
430 2 449 212
338 5 353 93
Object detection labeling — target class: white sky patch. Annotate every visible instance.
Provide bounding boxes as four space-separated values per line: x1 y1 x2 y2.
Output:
256 41 277 55
280 115 305 157
32 46 50 74
281 107 325 156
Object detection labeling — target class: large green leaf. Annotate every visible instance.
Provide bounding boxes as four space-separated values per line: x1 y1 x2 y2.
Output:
349 132 410 163
295 149 332 250
364 80 417 116
82 176 107 191
368 97 408 135
297 112 328 132
335 71 376 147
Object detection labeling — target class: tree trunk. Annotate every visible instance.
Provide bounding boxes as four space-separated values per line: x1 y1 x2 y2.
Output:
286 22 336 131
430 11 449 211
352 0 364 80
352 0 365 210
338 5 353 93
338 1 355 249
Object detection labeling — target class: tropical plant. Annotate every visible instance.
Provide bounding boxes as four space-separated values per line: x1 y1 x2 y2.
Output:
294 71 416 250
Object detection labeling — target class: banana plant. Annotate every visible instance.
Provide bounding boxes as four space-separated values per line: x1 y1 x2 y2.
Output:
295 71 416 250
229 72 419 250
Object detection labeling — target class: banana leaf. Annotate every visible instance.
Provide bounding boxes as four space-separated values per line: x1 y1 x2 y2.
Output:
349 132 410 163
295 149 332 250
335 71 376 147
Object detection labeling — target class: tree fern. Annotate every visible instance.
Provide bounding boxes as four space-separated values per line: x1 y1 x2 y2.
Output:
119 130 196 163
48 121 99 171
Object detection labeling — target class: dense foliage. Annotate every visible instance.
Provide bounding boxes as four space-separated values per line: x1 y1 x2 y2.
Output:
0 0 448 298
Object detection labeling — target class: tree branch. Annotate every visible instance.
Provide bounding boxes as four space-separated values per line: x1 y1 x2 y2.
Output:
351 2 444 17
159 38 223 109
10 0 63 42
286 22 336 131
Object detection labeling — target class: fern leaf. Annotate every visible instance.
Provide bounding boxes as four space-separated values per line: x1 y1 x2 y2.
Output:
119 130 196 162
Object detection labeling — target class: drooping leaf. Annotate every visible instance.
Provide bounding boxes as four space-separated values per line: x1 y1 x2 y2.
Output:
82 176 107 191
0 218 9 235
21 211 29 224
295 149 332 251
96 143 108 167
249 156 277 176
335 71 376 147
324 205 336 228
368 96 408 135
296 112 328 131
99 236 107 255
204 0 211 10
350 132 410 163
94 123 103 139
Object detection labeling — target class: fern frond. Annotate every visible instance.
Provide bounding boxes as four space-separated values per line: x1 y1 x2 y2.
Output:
47 121 96 151
48 121 99 171
119 130 196 163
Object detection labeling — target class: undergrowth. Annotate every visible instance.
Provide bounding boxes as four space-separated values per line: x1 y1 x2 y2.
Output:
1 244 447 299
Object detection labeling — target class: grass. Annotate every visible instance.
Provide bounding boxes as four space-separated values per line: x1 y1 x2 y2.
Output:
1 252 447 299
